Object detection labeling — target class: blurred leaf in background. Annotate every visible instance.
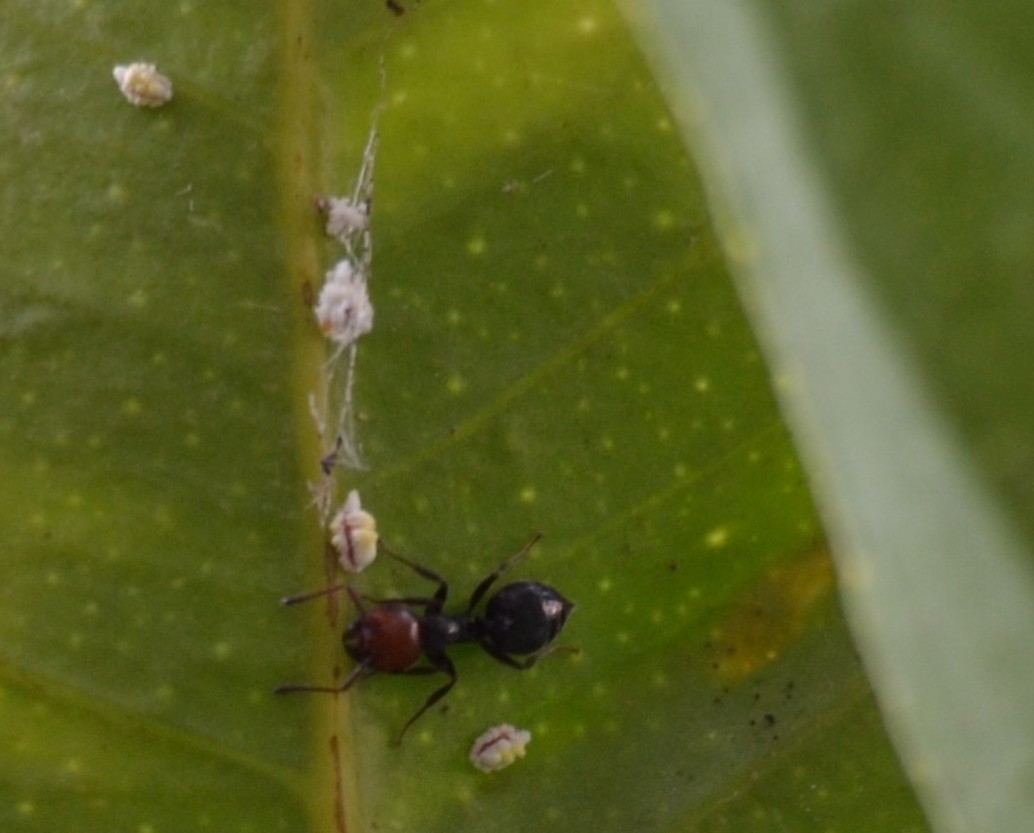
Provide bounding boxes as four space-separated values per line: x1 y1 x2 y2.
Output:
623 1 1034 832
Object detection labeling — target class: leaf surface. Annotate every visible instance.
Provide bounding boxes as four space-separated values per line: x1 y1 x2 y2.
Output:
0 1 927 832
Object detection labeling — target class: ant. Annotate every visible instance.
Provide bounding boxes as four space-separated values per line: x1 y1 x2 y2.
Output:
276 533 575 744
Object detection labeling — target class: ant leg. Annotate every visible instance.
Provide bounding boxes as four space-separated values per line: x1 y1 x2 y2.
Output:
276 662 443 698
381 542 449 611
464 532 543 613
481 642 578 671
392 654 458 745
398 665 444 676
358 593 439 610
275 661 371 695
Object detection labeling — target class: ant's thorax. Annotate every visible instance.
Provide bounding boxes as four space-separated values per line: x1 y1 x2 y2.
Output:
419 611 481 656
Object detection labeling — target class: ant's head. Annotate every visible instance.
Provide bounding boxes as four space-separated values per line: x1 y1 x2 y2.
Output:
344 604 423 673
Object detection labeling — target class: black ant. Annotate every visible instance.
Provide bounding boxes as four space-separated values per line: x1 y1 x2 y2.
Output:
276 533 575 744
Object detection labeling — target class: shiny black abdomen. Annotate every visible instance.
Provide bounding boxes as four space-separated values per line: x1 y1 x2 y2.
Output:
481 581 574 655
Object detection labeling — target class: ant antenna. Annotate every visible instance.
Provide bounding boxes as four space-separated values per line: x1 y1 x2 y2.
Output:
511 531 543 564
281 583 365 610
464 532 544 614
488 531 544 576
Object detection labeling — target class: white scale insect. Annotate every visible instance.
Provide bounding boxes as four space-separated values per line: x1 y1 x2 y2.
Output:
112 63 173 108
314 259 374 347
329 489 378 573
469 724 533 773
316 195 370 242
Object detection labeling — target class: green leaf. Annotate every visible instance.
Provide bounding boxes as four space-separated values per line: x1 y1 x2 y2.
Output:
622 1 1034 832
2 1 928 833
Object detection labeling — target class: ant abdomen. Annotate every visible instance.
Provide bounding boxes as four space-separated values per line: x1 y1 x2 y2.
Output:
482 581 574 656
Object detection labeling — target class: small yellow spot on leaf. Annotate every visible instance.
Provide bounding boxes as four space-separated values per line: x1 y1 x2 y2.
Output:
707 545 834 683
